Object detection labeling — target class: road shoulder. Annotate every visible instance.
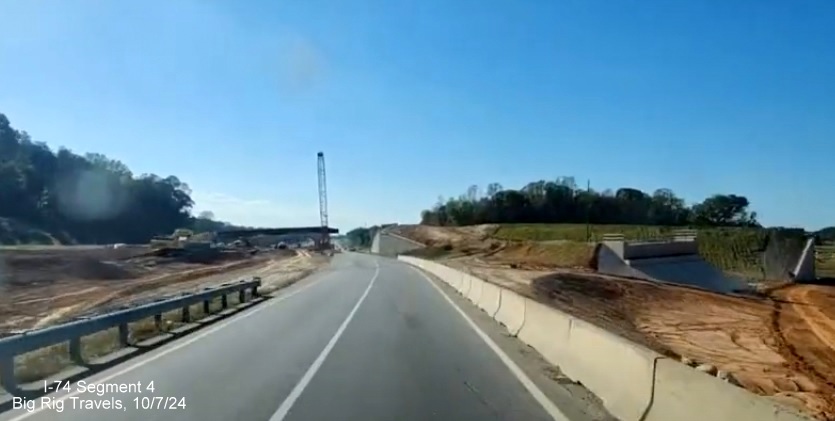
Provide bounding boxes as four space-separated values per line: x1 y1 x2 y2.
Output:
404 259 617 421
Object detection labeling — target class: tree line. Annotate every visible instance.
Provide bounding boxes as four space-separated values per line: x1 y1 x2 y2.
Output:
0 112 241 244
420 178 761 228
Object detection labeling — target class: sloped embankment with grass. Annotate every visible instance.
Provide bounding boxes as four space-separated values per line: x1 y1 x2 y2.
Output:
395 223 814 280
817 244 835 279
488 224 809 280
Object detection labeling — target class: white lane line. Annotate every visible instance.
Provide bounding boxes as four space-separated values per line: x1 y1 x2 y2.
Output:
270 261 380 421
407 266 571 421
8 274 331 421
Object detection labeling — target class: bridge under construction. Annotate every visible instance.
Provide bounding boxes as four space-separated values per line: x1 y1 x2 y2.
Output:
213 152 336 248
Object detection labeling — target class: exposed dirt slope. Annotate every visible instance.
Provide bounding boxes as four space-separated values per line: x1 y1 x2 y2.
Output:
392 224 500 247
396 224 835 420
0 246 295 334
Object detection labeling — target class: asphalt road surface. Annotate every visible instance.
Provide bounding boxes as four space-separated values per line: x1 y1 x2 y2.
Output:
0 253 611 421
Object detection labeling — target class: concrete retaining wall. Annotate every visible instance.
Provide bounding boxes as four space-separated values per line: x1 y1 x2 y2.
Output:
371 231 424 256
398 255 813 421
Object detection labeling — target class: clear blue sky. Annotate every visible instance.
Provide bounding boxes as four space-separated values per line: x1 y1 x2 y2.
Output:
1 1 833 231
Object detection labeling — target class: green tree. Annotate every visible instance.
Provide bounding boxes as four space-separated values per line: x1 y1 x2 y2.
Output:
691 194 759 227
0 112 240 245
418 179 765 229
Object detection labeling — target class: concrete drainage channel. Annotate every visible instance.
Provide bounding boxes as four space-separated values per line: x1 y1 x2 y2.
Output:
0 278 263 412
399 256 814 421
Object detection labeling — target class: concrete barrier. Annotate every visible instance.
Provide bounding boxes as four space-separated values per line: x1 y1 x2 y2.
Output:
493 288 526 336
466 276 484 304
646 359 812 421
560 317 660 421
397 256 813 421
445 268 461 290
516 298 572 364
477 282 502 317
400 255 420 268
458 273 472 296
454 269 466 292
398 255 418 265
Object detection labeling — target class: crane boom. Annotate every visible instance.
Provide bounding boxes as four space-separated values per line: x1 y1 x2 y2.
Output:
317 152 330 249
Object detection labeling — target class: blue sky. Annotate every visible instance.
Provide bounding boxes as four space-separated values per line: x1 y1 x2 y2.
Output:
1 1 833 231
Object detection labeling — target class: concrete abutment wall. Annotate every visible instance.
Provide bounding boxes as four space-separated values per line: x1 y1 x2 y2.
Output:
371 231 424 256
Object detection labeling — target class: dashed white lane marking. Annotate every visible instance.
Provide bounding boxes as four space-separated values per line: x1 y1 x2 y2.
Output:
408 265 570 421
269 261 380 421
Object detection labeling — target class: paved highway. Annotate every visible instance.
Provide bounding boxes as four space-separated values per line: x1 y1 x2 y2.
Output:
0 253 610 421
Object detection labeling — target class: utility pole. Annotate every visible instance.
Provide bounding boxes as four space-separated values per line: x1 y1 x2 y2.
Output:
585 179 591 242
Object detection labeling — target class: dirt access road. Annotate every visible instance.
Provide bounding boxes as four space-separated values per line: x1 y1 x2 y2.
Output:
0 246 328 335
392 224 835 420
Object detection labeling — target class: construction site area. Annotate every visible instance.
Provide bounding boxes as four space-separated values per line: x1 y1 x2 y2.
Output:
389 224 835 421
0 232 331 337
0 152 338 338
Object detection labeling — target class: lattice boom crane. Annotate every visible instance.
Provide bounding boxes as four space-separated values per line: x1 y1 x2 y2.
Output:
317 152 330 249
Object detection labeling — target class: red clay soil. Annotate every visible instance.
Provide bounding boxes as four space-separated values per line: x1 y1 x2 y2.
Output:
514 272 835 420
770 285 835 419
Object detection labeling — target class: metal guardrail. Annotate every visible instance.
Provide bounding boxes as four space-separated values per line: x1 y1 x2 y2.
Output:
601 230 698 243
601 233 625 241
0 278 261 393
671 229 698 241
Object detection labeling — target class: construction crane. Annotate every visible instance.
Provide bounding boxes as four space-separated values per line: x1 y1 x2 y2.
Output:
317 151 331 250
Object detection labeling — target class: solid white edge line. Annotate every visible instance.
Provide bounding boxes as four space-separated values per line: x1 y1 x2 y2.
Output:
269 261 380 421
7 273 330 421
407 265 571 421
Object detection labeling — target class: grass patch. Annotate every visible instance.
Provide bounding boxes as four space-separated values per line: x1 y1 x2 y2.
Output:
496 242 595 268
491 223 805 278
817 245 835 278
494 223 692 242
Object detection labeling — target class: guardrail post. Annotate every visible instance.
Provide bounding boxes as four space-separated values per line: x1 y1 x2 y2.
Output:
238 289 246 303
118 323 130 346
0 356 17 393
203 300 210 314
69 337 85 364
0 281 260 384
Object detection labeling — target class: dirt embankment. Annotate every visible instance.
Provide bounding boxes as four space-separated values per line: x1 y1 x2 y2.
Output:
0 246 307 334
394 224 835 420
452 264 835 420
